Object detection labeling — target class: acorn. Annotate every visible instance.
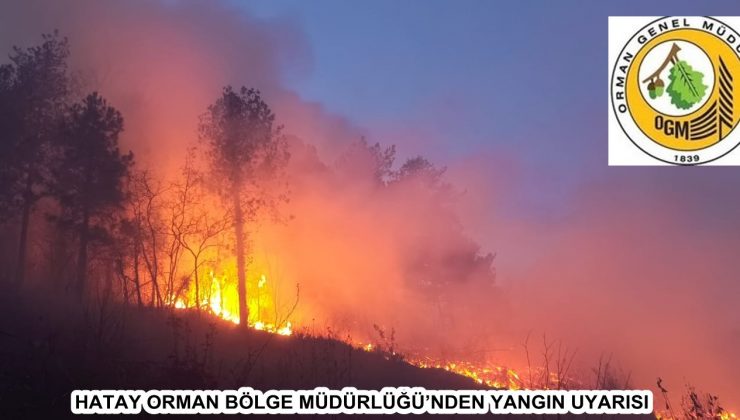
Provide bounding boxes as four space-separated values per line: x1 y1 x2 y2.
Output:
648 81 657 99
654 78 665 97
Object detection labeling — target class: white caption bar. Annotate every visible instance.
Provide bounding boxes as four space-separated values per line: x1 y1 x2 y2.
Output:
71 388 653 415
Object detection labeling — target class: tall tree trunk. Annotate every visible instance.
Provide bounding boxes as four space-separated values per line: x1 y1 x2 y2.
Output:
233 195 249 327
120 259 130 304
75 209 90 296
15 178 33 286
133 240 143 308
193 255 200 313
15 198 31 286
146 218 161 307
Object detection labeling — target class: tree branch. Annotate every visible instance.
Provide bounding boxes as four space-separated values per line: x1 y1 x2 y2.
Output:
642 43 681 83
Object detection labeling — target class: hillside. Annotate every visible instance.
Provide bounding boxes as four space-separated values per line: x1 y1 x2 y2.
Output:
0 288 657 419
0 288 472 418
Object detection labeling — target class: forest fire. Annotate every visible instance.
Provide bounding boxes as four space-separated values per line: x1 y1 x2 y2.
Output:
174 286 740 420
409 358 524 390
173 284 527 390
167 260 527 390
167 264 527 390
655 410 738 420
172 269 293 336
2 4 740 417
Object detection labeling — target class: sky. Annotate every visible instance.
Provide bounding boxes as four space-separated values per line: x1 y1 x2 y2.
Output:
235 0 740 219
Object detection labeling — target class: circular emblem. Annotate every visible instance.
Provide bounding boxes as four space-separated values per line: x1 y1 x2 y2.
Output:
611 17 740 165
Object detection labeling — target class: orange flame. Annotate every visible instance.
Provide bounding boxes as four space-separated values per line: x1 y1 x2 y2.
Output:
170 265 739 420
172 267 292 336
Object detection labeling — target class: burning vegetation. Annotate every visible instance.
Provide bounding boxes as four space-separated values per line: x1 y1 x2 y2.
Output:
0 30 498 374
0 12 737 420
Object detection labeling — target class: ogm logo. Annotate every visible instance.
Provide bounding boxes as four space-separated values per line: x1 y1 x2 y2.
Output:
610 17 740 165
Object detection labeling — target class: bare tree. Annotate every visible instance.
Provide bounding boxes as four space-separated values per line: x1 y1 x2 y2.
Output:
129 170 165 307
170 149 230 311
163 173 188 305
113 204 143 308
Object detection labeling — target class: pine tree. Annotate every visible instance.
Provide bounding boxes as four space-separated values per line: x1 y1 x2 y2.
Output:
199 86 288 327
0 32 70 285
54 92 133 295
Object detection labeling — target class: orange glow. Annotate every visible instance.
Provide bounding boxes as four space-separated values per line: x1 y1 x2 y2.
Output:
655 410 737 420
172 266 292 336
170 264 740 419
411 358 524 390
352 337 526 390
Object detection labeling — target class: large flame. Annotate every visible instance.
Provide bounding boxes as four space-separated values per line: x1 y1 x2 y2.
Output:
172 267 292 336
169 261 738 420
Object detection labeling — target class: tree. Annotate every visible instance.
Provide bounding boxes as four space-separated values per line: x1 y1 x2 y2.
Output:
394 156 447 188
390 155 495 317
199 86 288 327
0 32 70 285
171 150 230 312
336 137 396 186
54 92 133 296
113 215 144 308
129 170 165 307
